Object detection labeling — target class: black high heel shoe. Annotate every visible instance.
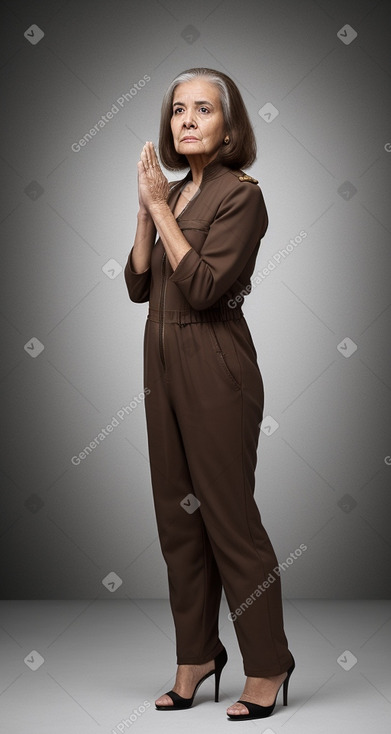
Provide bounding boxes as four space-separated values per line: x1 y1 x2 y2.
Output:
227 653 295 721
155 646 228 710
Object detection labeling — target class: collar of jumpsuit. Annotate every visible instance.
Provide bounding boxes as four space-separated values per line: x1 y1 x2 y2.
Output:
179 157 228 189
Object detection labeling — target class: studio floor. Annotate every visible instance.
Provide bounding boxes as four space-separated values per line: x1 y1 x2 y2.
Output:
0 599 390 733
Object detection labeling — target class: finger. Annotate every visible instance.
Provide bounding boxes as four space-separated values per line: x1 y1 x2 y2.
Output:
147 141 156 156
140 149 150 170
146 141 158 164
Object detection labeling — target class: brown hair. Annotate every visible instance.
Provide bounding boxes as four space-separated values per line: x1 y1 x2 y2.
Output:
158 67 257 171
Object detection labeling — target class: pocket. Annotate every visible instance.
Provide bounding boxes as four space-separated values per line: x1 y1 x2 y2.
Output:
177 220 210 253
177 219 210 233
206 321 241 391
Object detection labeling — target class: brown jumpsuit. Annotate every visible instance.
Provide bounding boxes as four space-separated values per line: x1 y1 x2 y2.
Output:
124 158 293 676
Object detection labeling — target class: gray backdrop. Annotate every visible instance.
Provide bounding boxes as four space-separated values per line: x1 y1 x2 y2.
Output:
1 0 390 599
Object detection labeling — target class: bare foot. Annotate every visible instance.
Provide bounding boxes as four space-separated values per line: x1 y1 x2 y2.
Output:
226 671 287 716
155 659 215 707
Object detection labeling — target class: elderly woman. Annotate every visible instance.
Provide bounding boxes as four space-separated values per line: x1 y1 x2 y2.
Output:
124 67 295 721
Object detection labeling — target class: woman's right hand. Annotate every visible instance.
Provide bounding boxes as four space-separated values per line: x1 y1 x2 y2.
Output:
137 160 151 218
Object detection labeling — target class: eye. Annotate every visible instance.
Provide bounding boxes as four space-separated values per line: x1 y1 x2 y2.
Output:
199 107 209 113
173 107 184 114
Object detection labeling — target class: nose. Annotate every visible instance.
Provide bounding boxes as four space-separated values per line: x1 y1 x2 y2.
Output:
182 117 196 129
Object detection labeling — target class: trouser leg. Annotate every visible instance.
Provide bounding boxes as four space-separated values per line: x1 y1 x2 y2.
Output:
143 320 224 664
168 318 293 676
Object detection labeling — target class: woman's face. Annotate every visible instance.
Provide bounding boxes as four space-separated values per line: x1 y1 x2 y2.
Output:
170 79 227 163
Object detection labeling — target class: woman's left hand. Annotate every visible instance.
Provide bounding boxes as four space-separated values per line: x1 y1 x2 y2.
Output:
138 141 169 212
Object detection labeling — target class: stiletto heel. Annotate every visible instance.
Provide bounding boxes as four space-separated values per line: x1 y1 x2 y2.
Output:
227 653 295 721
155 646 228 710
214 657 224 702
283 655 294 705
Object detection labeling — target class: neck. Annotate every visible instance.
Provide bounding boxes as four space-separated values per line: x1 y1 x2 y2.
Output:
187 152 219 187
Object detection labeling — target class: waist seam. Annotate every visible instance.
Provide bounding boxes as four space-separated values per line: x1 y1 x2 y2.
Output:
147 306 243 324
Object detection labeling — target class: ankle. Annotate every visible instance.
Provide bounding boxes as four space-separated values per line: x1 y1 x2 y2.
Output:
246 670 288 682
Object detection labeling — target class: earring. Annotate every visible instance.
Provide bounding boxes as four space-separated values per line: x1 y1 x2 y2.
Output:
224 135 230 144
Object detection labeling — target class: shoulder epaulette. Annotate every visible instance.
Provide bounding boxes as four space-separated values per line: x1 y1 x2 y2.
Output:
231 170 259 184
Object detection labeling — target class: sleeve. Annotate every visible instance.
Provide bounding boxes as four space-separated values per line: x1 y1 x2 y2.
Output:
124 179 184 303
169 182 268 310
124 247 151 303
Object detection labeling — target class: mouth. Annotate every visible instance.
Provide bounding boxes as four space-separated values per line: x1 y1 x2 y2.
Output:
181 137 200 142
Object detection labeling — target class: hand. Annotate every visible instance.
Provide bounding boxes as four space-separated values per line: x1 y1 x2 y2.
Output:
138 141 169 213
